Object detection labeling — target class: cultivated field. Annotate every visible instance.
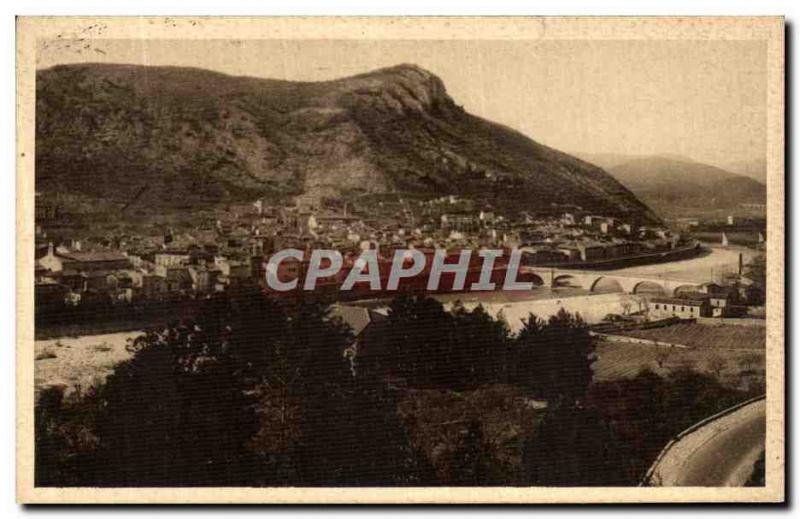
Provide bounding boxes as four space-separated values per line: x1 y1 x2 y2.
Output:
617 322 765 351
594 340 765 384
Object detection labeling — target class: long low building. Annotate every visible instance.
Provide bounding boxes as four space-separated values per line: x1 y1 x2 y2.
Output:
38 244 131 273
649 296 712 319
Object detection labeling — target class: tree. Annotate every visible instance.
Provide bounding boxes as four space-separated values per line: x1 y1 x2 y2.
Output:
86 313 264 486
738 353 761 374
619 298 633 317
745 254 767 288
451 303 511 385
383 294 455 386
522 403 626 486
244 296 428 486
34 386 101 487
742 254 767 306
514 309 597 403
706 353 727 379
512 313 544 389
380 295 510 389
744 285 766 306
632 295 650 319
653 342 672 370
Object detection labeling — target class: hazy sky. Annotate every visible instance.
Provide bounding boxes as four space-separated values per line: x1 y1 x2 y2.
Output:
37 38 767 167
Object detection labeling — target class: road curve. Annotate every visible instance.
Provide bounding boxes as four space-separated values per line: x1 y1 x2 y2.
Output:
645 397 766 487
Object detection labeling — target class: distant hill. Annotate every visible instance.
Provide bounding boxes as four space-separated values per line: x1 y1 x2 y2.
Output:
36 63 659 224
570 152 634 172
576 154 766 215
723 158 767 183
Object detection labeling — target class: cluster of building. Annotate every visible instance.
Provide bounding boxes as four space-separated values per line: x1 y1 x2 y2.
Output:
34 192 687 310
35 239 255 309
517 213 690 266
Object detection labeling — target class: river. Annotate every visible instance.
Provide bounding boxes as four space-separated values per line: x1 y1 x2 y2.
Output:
603 245 757 283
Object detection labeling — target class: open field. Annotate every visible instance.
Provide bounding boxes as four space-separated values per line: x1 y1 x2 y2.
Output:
615 322 765 351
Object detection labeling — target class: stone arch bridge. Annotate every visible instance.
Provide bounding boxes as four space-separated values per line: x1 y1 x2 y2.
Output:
519 267 703 297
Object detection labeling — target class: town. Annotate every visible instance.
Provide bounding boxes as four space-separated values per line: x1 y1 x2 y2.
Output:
34 190 712 316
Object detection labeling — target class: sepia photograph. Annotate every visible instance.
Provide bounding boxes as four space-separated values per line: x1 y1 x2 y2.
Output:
14 16 785 504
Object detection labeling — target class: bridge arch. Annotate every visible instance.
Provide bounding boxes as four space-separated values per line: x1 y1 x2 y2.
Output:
552 274 582 289
589 276 624 293
632 280 667 296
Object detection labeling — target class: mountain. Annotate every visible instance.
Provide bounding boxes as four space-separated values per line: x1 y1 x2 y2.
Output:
570 152 635 172
36 63 659 224
723 158 767 183
591 155 766 215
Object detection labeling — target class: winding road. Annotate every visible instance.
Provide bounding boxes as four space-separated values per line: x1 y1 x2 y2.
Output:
645 397 766 487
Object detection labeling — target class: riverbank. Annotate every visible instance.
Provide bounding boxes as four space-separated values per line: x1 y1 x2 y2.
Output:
35 299 204 340
35 331 140 396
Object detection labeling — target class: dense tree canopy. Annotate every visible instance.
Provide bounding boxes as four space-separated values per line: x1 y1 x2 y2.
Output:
514 309 597 403
35 290 755 487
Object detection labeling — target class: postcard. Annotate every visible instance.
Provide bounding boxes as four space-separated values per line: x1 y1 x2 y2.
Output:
16 16 784 503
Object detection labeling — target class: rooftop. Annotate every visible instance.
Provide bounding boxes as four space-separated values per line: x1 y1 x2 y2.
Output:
650 296 708 306
57 250 128 262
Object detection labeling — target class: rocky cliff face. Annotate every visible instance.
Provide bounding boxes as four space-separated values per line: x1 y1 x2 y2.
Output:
36 63 660 223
